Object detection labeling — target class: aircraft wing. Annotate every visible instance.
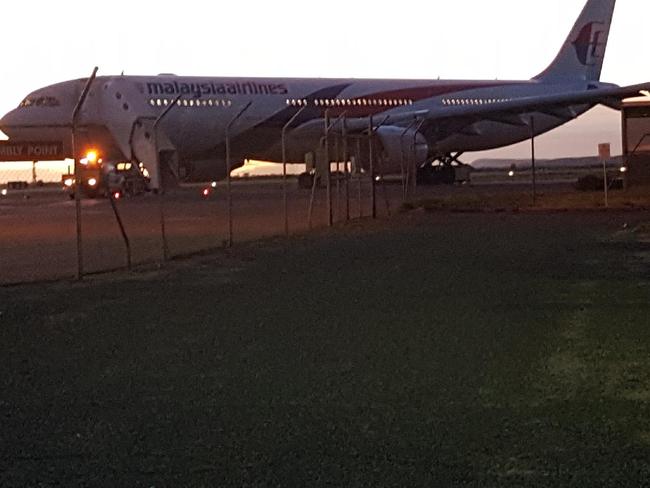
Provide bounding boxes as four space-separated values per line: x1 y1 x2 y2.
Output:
292 83 650 139
412 82 650 142
421 82 649 124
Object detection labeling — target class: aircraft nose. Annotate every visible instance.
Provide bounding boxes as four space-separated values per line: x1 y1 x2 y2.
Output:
0 109 19 138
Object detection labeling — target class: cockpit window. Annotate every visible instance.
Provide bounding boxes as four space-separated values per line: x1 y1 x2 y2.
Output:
18 96 60 108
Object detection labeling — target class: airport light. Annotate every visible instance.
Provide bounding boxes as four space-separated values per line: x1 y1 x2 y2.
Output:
620 166 628 173
87 178 98 187
1 189 7 196
64 178 74 187
508 170 515 177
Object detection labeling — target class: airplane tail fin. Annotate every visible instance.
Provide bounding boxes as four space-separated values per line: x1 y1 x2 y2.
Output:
535 0 616 83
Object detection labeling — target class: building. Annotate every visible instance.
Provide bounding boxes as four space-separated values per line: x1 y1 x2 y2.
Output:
622 97 650 186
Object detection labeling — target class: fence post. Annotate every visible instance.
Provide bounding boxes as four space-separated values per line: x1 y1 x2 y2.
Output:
71 66 99 281
153 94 182 262
225 101 252 248
282 105 307 237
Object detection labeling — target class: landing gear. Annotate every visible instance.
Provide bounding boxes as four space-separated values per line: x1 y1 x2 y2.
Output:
416 153 471 185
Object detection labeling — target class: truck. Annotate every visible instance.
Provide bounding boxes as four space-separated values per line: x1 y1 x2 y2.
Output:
63 152 148 199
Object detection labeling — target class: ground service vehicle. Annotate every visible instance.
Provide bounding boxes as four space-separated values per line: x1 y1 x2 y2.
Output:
63 150 148 198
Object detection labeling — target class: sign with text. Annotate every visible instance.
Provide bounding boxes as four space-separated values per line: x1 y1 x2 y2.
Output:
598 143 611 161
0 141 65 162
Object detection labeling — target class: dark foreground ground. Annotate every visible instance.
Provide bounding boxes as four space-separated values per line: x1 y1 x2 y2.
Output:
1 210 649 487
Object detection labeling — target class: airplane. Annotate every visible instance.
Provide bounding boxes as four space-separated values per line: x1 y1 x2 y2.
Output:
1 0 648 189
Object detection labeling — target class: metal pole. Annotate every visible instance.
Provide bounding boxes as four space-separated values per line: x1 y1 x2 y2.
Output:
369 116 376 219
225 101 252 248
325 111 332 227
530 116 537 206
366 115 390 219
153 94 182 262
356 137 363 218
603 159 609 208
378 154 391 217
71 67 99 281
308 147 320 229
342 117 350 221
107 192 131 269
31 161 37 185
157 177 169 261
71 126 81 278
282 105 307 237
319 110 348 227
400 120 418 202
335 134 340 221
409 119 426 200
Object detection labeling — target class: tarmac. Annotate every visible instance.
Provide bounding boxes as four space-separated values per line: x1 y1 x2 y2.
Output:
0 176 571 285
0 178 378 284
0 174 592 285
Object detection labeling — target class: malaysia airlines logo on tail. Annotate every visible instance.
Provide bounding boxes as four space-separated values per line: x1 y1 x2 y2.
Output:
573 21 606 66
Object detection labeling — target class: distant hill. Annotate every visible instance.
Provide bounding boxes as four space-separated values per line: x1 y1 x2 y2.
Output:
471 155 624 170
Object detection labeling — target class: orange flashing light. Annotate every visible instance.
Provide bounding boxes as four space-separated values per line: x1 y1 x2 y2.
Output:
86 150 99 165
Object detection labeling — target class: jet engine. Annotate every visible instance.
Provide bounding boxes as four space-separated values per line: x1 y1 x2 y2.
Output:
374 125 428 174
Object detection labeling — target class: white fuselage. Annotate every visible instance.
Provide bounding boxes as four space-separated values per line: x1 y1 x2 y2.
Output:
0 75 604 181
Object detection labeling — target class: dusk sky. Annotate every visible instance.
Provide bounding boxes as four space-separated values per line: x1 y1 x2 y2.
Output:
1 0 648 172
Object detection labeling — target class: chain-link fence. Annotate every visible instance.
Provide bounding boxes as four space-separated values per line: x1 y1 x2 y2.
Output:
3 151 631 285
0 153 407 285
0 161 70 185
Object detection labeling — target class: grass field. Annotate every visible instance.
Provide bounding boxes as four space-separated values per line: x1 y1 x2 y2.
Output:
405 183 650 212
1 209 649 486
